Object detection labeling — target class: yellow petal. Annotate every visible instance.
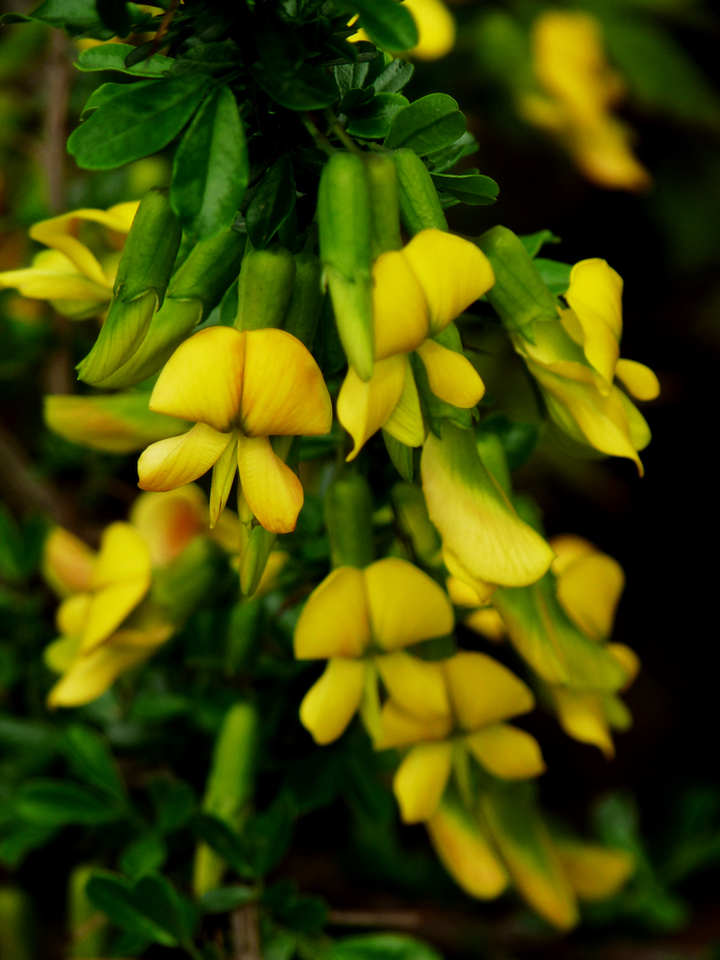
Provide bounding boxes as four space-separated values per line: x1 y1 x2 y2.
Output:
0 267 111 302
415 339 485 408
619 389 651 452
382 357 426 448
57 593 91 637
607 643 640 688
556 551 625 641
375 699 453 749
427 800 508 899
465 609 506 642
615 358 660 401
47 642 152 709
138 423 232 492
337 356 407 461
150 327 245 432
80 580 150 653
130 486 208 567
551 687 614 758
91 522 152 589
393 741 453 823
447 575 489 608
364 557 454 650
372 250 429 360
565 259 623 385
549 534 596 577
444 652 535 730
465 724 546 779
294 567 371 659
30 212 114 287
403 0 456 61
44 634 82 674
299 658 367 744
240 329 332 437
42 527 96 598
236 434 303 534
421 423 554 587
555 842 634 901
401 231 495 334
375 652 450 720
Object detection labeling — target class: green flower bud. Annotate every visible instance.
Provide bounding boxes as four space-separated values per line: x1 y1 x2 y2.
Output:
391 481 441 565
318 152 374 381
282 252 324 349
0 887 32 960
193 702 259 897
77 188 182 384
476 226 559 338
93 227 246 389
364 153 402 257
67 865 106 958
393 148 448 235
235 244 296 331
323 474 374 569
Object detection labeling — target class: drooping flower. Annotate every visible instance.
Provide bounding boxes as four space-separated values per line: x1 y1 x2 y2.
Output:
519 11 650 192
0 202 139 319
511 258 659 472
137 325 333 534
337 229 493 459
294 558 454 745
375 650 545 823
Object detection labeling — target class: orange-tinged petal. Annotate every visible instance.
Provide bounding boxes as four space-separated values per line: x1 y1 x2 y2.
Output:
556 551 624 641
237 434 303 534
130 486 207 567
551 687 614 758
465 723 546 779
372 250 429 360
80 579 150 653
427 800 508 899
90 522 152 589
57 593 91 637
375 652 450 720
364 557 454 650
138 423 232 492
615 358 660 401
150 327 245 432
42 527 96 597
337 355 406 460
47 642 152 709
382 358 425 447
240 328 332 437
299 657 367 744
607 643 640 688
376 699 452 749
444 651 535 731
402 231 495 334
555 842 634 901
416 339 485 408
393 741 453 823
294 567 371 659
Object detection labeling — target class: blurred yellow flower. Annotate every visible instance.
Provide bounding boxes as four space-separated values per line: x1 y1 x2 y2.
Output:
350 0 455 60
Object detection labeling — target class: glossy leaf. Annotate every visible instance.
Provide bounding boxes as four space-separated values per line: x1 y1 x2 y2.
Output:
354 0 418 53
346 93 409 139
430 172 499 205
385 94 466 155
16 779 124 826
64 724 126 801
520 230 561 258
246 156 296 249
200 885 256 913
330 933 443 960
252 61 338 111
535 258 572 296
76 42 172 77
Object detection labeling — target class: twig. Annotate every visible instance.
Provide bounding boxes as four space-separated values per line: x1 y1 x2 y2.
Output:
0 421 73 527
42 29 71 215
230 902 261 960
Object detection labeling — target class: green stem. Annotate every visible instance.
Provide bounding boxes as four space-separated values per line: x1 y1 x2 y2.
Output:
301 113 336 156
324 109 363 154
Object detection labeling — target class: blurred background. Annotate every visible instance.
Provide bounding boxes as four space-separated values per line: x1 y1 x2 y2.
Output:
2 1 720 956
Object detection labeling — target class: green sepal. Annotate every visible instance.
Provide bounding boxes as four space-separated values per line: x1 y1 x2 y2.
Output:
235 245 296 331
318 152 374 381
383 430 413 482
323 475 374 569
392 148 448 235
364 153 402 257
238 524 277 597
282 253 324 349
390 481 441 564
475 225 559 339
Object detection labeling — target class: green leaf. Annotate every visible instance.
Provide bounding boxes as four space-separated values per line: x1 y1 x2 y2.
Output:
170 40 239 77
68 74 210 169
243 791 296 877
373 58 414 94
246 156 296 250
354 0 418 53
148 777 196 833
3 0 112 36
429 172 498 205
81 79 155 116
200 885 256 914
16 780 125 826
534 258 571 296
85 871 179 947
426 132 478 174
346 92 409 139
0 823 59 868
64 725 127 801
76 42 171 77
95 0 131 37
385 94 466 155
330 933 444 960
120 833 167 879
252 61 338 111
519 230 561 258
335 61 371 98
193 813 254 878
477 414 539 471
171 86 248 239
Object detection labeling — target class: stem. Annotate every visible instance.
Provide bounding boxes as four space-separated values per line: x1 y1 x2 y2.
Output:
230 902 261 960
301 114 336 156
323 109 362 154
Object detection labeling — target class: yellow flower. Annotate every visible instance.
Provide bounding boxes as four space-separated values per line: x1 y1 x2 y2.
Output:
512 258 659 473
520 11 650 192
554 840 634 902
294 558 454 745
337 230 493 459
137 325 333 534
0 202 139 319
349 0 455 60
446 573 505 641
376 650 545 823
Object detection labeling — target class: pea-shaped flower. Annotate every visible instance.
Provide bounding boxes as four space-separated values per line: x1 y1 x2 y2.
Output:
294 558 454 745
137 326 333 533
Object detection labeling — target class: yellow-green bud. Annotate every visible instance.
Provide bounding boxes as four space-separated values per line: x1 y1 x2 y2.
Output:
67 866 106 958
364 153 402 257
235 244 296 331
282 252 324 349
318 152 374 381
0 887 32 960
391 482 441 565
476 226 559 338
77 188 182 384
324 474 374 569
393 148 447 235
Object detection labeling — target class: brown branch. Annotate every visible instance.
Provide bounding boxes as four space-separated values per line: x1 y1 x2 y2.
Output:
230 902 261 960
42 29 71 215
